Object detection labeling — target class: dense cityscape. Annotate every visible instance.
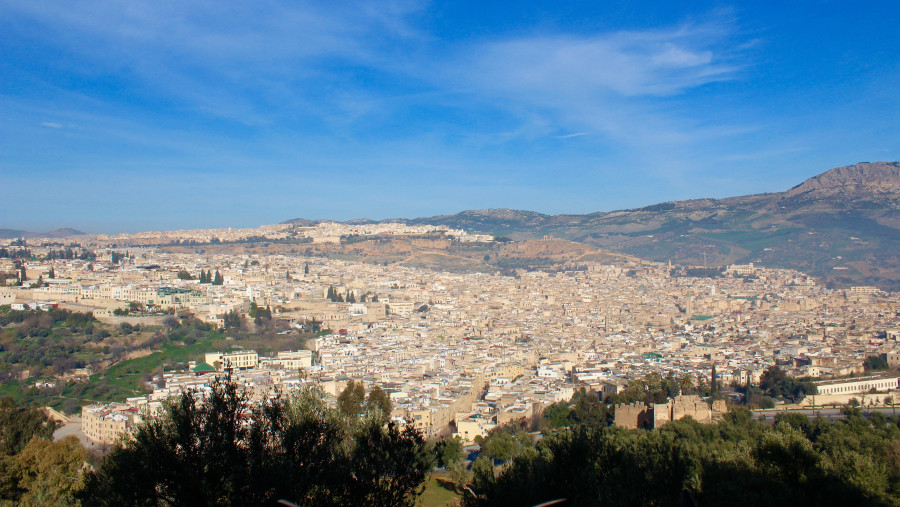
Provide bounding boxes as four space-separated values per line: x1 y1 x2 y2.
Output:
3 220 900 504
3 0 900 504
3 222 900 439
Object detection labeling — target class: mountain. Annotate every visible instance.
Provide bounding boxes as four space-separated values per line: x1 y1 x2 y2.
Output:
279 218 325 227
408 209 554 233
285 162 900 289
0 229 29 239
0 228 86 239
786 161 900 199
43 228 87 238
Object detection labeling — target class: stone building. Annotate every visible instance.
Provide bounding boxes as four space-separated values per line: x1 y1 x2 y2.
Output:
614 395 728 429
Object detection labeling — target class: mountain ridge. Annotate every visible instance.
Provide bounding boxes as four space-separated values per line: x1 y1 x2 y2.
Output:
0 227 87 239
282 161 900 289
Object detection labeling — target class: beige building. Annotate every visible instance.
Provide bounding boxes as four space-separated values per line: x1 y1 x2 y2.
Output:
82 403 141 446
205 350 260 370
814 373 900 396
455 415 494 443
614 395 728 429
269 350 313 369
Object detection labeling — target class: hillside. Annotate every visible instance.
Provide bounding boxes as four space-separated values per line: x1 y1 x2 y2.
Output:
443 162 900 289
0 227 86 239
282 162 899 289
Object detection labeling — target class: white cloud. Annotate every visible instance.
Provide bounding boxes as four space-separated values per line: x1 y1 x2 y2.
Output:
429 20 749 152
463 25 738 98
4 0 427 124
40 122 63 128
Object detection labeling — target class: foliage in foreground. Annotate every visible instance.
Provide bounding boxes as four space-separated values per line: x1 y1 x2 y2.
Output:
0 398 83 506
466 407 900 506
81 379 432 506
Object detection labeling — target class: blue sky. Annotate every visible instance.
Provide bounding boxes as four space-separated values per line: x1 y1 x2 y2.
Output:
2 1 898 233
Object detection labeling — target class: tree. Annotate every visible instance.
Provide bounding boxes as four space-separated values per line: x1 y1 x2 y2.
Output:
864 354 889 371
223 310 242 329
212 270 224 285
465 420 896 507
176 270 194 280
14 436 87 506
757 365 816 402
711 364 718 395
338 380 366 419
81 380 430 506
541 401 572 430
365 384 392 422
304 263 309 275
343 420 430 506
470 455 495 496
162 316 180 331
447 460 471 493
0 398 59 456
478 424 534 462
759 365 788 396
434 436 466 468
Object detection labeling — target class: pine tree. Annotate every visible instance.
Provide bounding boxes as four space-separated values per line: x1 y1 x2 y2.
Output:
365 384 392 422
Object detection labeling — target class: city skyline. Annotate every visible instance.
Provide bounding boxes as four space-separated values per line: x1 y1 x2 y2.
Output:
2 1 899 232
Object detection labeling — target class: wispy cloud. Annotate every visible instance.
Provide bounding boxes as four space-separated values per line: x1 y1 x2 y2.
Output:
0 2 772 227
433 19 748 151
554 132 589 139
465 28 738 98
3 0 428 125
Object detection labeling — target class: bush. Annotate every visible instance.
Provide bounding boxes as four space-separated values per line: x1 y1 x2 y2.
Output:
81 379 432 506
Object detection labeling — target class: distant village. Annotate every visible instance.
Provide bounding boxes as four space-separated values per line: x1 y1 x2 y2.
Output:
2 221 900 446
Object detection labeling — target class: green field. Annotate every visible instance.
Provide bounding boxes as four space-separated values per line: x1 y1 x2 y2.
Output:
2 334 227 414
418 473 461 507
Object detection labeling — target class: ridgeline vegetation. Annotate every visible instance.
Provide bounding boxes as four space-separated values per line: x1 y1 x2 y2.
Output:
464 406 900 506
